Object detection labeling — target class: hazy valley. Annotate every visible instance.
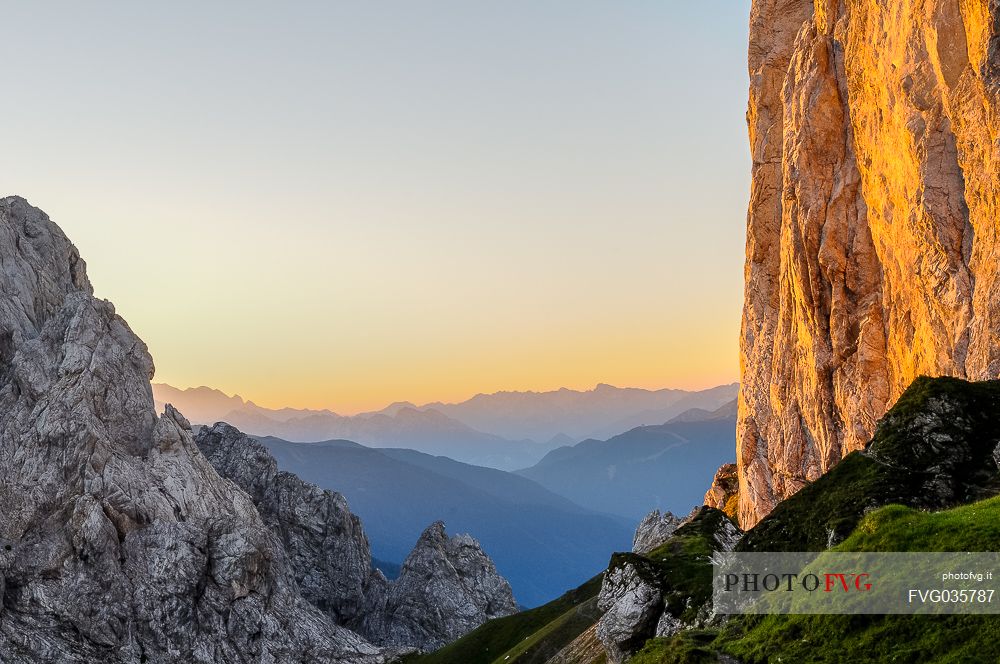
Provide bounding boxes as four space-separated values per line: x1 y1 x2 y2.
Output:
254 435 634 608
151 383 737 609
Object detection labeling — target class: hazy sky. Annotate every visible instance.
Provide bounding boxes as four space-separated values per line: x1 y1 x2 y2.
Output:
5 1 752 413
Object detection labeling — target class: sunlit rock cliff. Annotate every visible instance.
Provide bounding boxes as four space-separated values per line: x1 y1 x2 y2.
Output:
739 0 1000 527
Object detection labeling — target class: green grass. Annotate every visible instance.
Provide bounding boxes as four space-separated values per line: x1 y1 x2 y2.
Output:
715 494 1000 663
490 595 602 663
628 630 721 664
739 376 1000 553
634 493 1000 663
736 451 885 552
410 574 603 664
840 497 1000 552
716 614 1000 663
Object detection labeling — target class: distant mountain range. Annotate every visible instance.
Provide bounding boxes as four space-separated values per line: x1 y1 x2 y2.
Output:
152 382 738 470
153 384 546 470
415 382 739 442
253 436 635 608
516 400 737 520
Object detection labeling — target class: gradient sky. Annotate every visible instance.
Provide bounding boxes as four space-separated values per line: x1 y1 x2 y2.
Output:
5 1 753 413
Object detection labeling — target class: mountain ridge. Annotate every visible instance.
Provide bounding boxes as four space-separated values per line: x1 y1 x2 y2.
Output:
154 383 546 470
194 422 518 650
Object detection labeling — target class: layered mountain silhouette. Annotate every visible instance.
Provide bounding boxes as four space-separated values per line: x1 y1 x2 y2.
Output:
410 383 738 442
153 384 546 470
516 401 737 520
152 382 738 471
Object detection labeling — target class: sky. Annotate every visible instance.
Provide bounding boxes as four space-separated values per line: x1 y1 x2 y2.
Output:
4 1 753 414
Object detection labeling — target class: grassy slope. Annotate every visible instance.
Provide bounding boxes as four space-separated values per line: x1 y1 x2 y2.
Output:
490 595 603 664
718 496 1000 663
634 496 1000 663
739 376 1000 552
628 631 721 664
411 574 603 664
634 378 1000 663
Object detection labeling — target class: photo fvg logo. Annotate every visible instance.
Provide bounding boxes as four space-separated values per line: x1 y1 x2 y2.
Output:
722 572 873 593
716 553 1000 615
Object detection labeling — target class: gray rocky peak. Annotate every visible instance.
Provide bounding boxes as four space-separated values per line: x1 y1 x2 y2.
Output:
192 423 518 652
195 422 377 625
631 510 683 554
597 562 665 663
0 195 392 662
360 521 518 650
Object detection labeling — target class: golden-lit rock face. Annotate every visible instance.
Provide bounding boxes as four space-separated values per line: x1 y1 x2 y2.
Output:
704 463 740 522
739 0 1000 528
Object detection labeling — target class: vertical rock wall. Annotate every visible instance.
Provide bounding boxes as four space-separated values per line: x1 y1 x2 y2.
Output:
740 0 1000 527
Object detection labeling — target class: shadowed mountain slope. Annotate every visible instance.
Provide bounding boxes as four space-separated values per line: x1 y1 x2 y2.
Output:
257 436 634 608
517 408 736 521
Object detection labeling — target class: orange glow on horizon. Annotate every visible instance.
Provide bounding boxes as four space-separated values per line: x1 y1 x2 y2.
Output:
158 373 740 416
152 323 740 415
6 3 751 414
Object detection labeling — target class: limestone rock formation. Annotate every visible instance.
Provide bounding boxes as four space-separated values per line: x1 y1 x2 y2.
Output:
740 0 1000 527
596 563 664 663
194 423 518 651
703 463 739 521
0 196 390 662
631 510 682 554
0 195 515 660
360 522 518 651
195 423 377 625
596 508 740 663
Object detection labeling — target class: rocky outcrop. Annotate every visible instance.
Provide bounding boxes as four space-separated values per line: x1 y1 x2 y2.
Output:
194 424 518 651
0 195 391 662
632 510 682 554
195 423 377 625
360 522 517 651
593 377 1000 660
740 0 1000 527
596 563 664 663
703 463 739 521
596 508 740 663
